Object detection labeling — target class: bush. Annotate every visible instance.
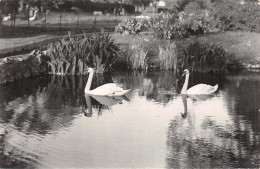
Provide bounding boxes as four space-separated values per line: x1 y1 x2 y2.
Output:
115 11 210 39
46 32 121 75
148 13 182 39
125 12 210 40
178 11 211 35
209 1 260 32
115 17 149 36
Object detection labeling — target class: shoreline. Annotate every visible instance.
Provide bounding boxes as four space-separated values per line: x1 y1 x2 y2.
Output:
0 31 260 84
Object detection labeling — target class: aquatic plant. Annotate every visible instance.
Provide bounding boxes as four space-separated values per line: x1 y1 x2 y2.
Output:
88 33 120 73
46 32 120 75
127 44 148 70
158 42 177 70
178 41 229 72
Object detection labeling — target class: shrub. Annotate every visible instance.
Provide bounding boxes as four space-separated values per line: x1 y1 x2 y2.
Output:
178 11 211 35
115 11 210 40
127 44 148 70
46 32 120 75
148 13 182 39
209 1 260 32
158 42 178 70
115 17 149 36
148 12 210 39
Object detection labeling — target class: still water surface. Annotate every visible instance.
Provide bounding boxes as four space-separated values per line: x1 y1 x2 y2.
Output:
0 71 259 168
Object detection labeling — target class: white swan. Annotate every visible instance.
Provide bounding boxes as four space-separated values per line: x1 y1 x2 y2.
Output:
29 11 38 21
181 69 218 95
84 68 131 96
3 14 11 21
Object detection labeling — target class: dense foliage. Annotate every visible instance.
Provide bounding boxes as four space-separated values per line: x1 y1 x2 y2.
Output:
178 41 233 72
209 0 260 32
174 0 260 32
116 0 260 39
0 0 19 16
115 12 210 39
46 33 120 75
121 39 234 72
115 17 150 36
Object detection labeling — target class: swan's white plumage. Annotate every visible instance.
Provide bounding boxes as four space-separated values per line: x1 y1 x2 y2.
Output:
181 69 218 95
29 11 38 21
90 95 123 106
187 84 218 95
87 83 130 96
84 68 130 96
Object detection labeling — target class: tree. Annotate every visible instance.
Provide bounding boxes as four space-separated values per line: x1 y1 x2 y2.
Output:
0 0 20 28
173 0 195 12
130 0 153 12
0 0 20 16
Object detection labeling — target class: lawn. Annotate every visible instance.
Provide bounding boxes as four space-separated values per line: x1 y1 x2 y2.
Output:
0 11 131 38
197 31 260 62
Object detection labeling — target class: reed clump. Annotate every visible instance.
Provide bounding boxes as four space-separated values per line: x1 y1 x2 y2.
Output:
178 41 229 72
127 44 148 70
158 42 177 70
46 32 120 75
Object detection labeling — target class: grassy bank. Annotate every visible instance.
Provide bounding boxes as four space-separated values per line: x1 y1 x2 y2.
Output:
196 31 260 62
0 31 260 70
112 31 260 66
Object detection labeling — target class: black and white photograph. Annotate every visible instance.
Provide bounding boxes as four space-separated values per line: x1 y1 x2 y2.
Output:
0 0 259 168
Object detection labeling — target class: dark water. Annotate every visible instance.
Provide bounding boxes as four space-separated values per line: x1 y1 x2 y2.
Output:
0 71 259 168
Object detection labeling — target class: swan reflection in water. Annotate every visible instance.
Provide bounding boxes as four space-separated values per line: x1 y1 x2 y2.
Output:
84 94 130 117
180 94 215 119
181 95 188 119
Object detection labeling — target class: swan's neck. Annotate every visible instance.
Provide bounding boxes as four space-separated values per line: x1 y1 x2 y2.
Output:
181 73 189 94
85 71 94 93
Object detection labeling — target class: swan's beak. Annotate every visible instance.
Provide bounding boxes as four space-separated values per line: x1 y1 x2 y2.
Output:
182 72 186 76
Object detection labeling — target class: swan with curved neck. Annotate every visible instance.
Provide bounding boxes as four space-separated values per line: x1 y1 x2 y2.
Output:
29 11 38 21
181 69 218 95
84 68 131 96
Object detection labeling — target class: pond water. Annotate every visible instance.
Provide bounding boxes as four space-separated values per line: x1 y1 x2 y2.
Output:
0 70 259 168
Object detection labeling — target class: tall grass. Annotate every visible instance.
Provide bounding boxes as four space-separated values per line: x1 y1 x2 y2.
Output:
178 41 228 72
46 32 120 75
159 42 177 70
127 44 148 70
